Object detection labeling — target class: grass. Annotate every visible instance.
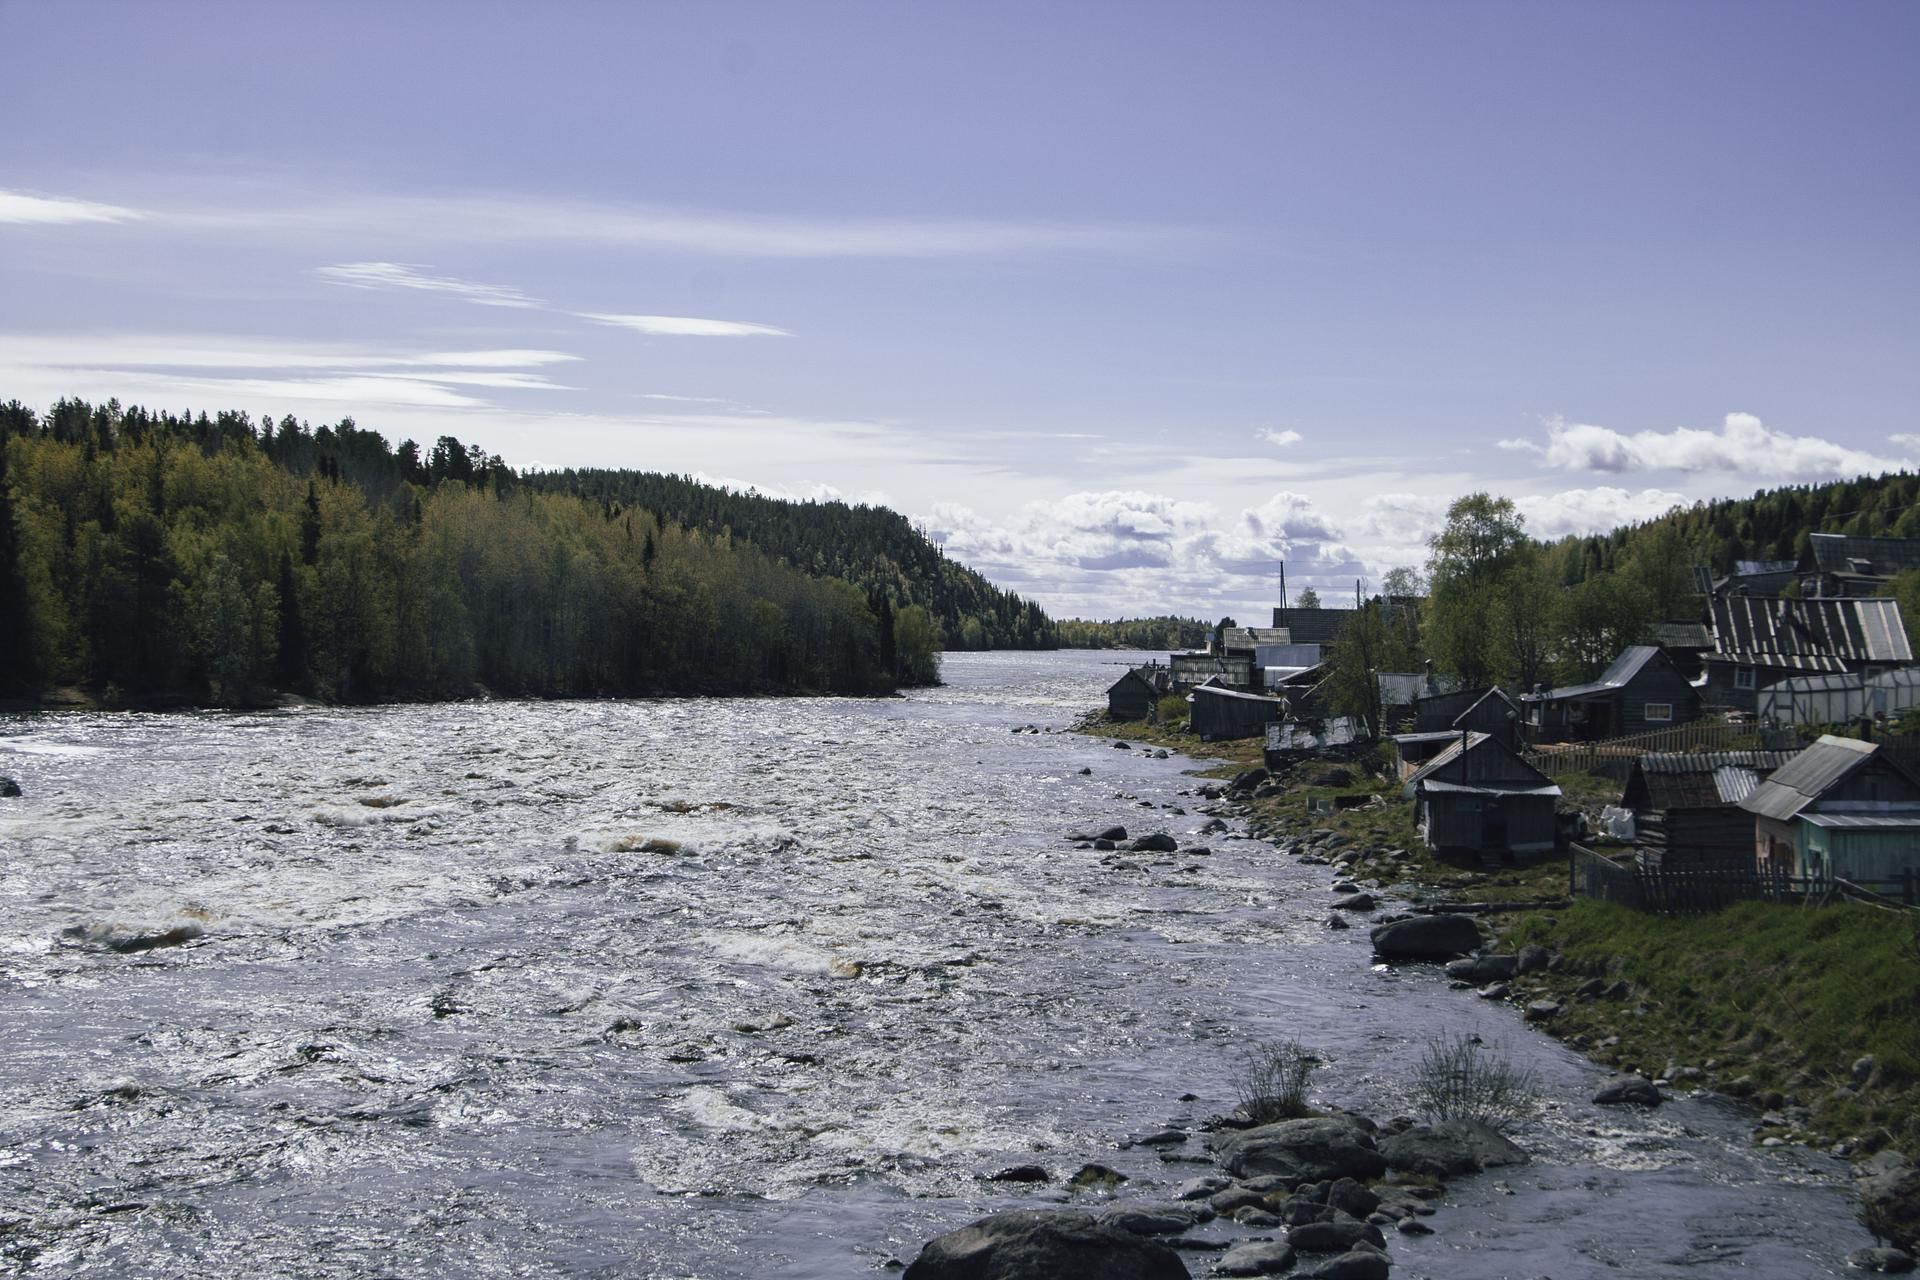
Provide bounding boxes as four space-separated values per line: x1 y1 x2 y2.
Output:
1499 899 1920 1154
1080 713 1267 770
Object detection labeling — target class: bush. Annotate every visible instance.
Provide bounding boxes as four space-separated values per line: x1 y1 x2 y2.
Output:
1411 1033 1538 1131
1155 694 1188 727
1237 1038 1319 1124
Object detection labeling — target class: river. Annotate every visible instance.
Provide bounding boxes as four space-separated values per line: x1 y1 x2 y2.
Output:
0 650 1874 1278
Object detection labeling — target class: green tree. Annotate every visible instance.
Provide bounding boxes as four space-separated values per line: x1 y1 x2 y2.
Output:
1294 587 1321 608
1426 494 1531 687
893 603 942 686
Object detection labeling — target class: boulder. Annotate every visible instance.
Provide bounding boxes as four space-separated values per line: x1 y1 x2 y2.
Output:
1327 915 1351 931
1131 833 1179 853
987 1165 1051 1184
1096 1205 1208 1236
1592 1076 1663 1106
1516 943 1552 973
1173 1176 1230 1201
0 775 20 798
1230 768 1269 792
1331 893 1377 912
1325 1177 1379 1219
902 1210 1190 1280
1524 1000 1562 1022
1083 826 1129 842
1443 954 1518 984
1214 1117 1386 1184
1377 1119 1527 1177
1849 1247 1917 1273
1297 1250 1391 1280
1069 1164 1129 1190
1289 1219 1386 1253
1859 1154 1920 1253
1369 914 1483 961
1215 1241 1295 1276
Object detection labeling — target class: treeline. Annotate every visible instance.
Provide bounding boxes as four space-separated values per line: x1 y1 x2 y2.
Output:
1053 615 1211 650
0 398 943 705
521 469 1057 651
1320 473 1920 724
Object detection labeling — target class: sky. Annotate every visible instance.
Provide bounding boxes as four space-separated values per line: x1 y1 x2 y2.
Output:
3 1 1916 620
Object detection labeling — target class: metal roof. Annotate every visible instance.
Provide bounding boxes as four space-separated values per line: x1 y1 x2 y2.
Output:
1712 765 1764 806
1636 750 1800 773
1393 730 1465 745
1735 558 1799 576
1808 533 1920 578
1418 778 1562 797
1739 735 1878 822
1524 646 1664 703
1800 811 1920 830
1709 596 1913 667
1650 621 1714 650
1189 684 1286 705
1266 715 1368 753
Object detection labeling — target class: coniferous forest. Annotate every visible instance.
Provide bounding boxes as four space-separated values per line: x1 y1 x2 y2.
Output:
0 398 1052 707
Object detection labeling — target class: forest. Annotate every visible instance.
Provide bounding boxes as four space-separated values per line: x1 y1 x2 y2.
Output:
0 398 964 706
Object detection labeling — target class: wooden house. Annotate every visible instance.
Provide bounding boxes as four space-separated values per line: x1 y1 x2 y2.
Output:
1703 596 1913 714
1520 646 1701 743
1394 687 1522 775
1802 533 1920 599
1188 683 1289 741
1402 732 1562 861
1705 558 1800 598
1622 750 1799 868
1648 621 1714 680
1739 734 1920 880
1106 663 1170 721
1170 651 1254 692
1268 606 1352 648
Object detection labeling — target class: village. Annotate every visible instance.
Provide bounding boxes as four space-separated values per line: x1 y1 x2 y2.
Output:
1107 530 1920 907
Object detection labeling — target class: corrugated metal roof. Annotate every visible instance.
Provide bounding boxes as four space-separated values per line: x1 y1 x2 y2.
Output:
1650 621 1713 649
1735 559 1799 576
1637 750 1800 773
1523 646 1666 703
1709 596 1914 667
1808 533 1920 578
1190 684 1286 705
1266 715 1368 753
1739 735 1878 821
1712 766 1763 805
1800 812 1920 830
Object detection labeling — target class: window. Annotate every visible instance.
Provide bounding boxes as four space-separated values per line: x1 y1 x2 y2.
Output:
1644 702 1674 722
1734 667 1756 690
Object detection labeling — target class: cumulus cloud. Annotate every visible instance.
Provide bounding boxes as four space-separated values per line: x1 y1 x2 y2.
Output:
1258 428 1303 447
1518 487 1691 539
1893 433 1920 449
315 261 541 308
0 189 147 226
579 312 791 338
1522 412 1906 480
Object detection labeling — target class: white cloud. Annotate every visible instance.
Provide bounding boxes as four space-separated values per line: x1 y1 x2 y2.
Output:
315 261 541 308
0 189 147 226
642 393 734 404
1517 486 1691 539
579 312 791 338
1523 412 1907 481
0 332 580 374
1496 437 1543 454
1258 428 1304 447
1893 433 1920 449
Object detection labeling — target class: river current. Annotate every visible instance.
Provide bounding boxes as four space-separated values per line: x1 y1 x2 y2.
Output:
0 650 1874 1278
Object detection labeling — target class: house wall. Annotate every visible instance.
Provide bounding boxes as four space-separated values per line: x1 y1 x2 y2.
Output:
1703 661 1762 714
1615 662 1703 736
1190 688 1285 740
1419 791 1556 856
1803 826 1920 883
1107 679 1156 721
1755 814 1799 873
1637 807 1756 868
1456 699 1520 746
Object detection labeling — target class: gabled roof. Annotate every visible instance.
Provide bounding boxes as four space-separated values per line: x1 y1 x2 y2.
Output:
1524 645 1667 703
1740 734 1892 822
1649 621 1713 650
1400 731 1561 799
1107 667 1163 697
1708 596 1913 670
1624 750 1799 810
1452 686 1520 727
1807 533 1920 579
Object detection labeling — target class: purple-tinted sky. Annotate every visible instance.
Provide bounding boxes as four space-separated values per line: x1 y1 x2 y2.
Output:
4 1 1916 618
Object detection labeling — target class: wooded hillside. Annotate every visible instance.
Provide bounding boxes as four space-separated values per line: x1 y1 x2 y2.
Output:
0 398 978 706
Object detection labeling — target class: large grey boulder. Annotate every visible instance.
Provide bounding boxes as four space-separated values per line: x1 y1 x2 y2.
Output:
1132 833 1179 853
1214 1117 1386 1183
0 776 20 797
1298 1250 1391 1280
1443 953 1517 983
1216 1241 1296 1276
1859 1152 1920 1254
902 1210 1190 1280
1369 914 1483 961
1289 1219 1386 1253
1377 1119 1527 1177
1592 1076 1663 1106
1097 1204 1210 1236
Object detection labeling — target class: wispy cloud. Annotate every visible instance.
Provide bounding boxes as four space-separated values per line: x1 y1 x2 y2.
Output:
579 312 790 338
0 189 148 226
1257 428 1304 447
315 261 541 308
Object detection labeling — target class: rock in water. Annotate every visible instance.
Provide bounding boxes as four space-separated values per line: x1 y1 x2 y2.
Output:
1299 1250 1391 1280
1130 833 1178 852
0 776 20 797
1369 914 1482 961
1378 1119 1527 1177
1592 1076 1663 1106
1214 1117 1387 1183
1857 1153 1920 1253
1216 1241 1295 1276
901 1209 1190 1280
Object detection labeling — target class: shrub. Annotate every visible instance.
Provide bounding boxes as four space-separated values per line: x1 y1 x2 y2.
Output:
1237 1038 1319 1124
1411 1033 1538 1131
1155 694 1188 727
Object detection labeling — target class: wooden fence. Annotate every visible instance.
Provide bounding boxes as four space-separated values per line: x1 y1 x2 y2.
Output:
1524 722 1799 780
1570 844 1920 915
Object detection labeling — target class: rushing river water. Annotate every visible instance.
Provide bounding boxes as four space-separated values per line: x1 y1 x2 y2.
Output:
0 650 1876 1278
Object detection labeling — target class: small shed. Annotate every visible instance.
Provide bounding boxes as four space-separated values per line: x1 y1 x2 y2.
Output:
1621 750 1799 868
1188 684 1289 741
1740 734 1920 880
1106 663 1169 722
1520 646 1701 743
1401 732 1562 862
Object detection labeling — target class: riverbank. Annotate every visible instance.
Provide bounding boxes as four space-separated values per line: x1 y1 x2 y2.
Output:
1088 712 1920 1254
